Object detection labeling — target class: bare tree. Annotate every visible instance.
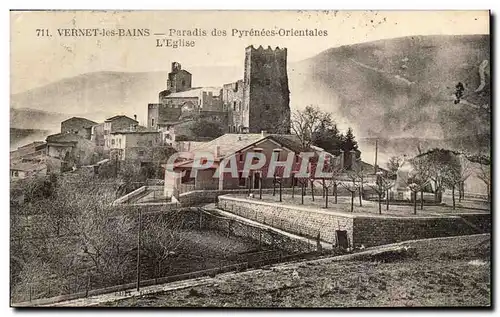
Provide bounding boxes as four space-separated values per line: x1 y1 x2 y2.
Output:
411 156 432 210
341 172 359 213
368 172 394 214
477 163 491 202
353 159 365 207
443 155 472 210
386 156 403 178
405 160 431 214
291 105 333 148
296 177 309 205
141 212 187 280
407 183 420 215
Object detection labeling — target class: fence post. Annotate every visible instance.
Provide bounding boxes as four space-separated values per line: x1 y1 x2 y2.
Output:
29 283 32 302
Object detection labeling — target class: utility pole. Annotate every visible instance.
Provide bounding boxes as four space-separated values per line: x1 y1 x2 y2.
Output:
374 139 378 174
136 208 142 292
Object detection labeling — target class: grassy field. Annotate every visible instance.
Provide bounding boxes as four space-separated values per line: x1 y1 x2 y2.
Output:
227 193 489 218
101 234 491 308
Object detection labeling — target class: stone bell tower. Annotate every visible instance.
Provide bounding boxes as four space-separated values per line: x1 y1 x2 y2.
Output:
242 45 291 134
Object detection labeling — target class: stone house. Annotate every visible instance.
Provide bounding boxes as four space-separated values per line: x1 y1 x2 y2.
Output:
102 115 139 151
164 132 319 197
10 161 47 180
46 133 97 167
61 117 97 140
108 129 162 162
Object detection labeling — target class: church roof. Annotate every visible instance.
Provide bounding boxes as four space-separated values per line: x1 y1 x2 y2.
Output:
191 133 312 159
166 87 222 98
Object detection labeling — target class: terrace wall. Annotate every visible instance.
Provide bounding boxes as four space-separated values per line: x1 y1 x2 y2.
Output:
217 195 490 248
352 216 481 247
217 196 354 245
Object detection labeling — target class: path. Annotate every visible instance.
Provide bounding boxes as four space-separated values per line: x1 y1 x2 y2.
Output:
201 203 333 250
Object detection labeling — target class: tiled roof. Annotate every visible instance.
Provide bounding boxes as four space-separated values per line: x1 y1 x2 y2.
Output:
18 141 45 149
46 133 85 143
111 125 154 134
61 117 97 126
191 133 310 159
166 87 221 98
11 161 46 172
193 134 265 158
105 115 138 123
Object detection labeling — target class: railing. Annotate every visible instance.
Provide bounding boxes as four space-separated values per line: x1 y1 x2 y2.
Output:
179 183 195 194
12 250 324 307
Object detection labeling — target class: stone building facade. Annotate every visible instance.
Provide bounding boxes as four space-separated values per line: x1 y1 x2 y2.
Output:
147 45 291 140
242 45 290 134
61 117 97 140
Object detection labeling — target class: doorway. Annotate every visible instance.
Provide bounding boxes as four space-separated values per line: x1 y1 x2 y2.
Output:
336 230 349 250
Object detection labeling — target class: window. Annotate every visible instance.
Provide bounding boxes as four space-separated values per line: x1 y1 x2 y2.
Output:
237 152 244 162
138 150 145 157
151 118 155 127
182 80 186 87
119 139 122 146
265 78 271 86
238 172 246 187
233 101 237 111
111 139 115 146
148 140 153 146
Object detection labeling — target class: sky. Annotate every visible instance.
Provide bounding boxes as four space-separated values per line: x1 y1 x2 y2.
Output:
10 10 489 94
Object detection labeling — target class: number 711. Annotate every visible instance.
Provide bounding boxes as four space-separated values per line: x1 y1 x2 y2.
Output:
36 29 50 37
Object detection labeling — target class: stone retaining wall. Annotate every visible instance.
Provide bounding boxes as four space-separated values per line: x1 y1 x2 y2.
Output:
217 196 354 245
217 195 491 248
352 216 479 247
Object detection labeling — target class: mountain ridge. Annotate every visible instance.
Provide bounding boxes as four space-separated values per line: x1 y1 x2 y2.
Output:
10 34 490 156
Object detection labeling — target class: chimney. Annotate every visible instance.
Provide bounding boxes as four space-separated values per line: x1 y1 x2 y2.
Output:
261 130 268 138
134 114 137 122
214 145 220 158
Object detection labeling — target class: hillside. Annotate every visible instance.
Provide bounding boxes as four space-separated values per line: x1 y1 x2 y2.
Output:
10 35 490 155
289 34 490 154
10 66 242 127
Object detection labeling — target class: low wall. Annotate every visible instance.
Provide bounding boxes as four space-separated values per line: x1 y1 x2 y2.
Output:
201 210 315 253
217 195 491 248
352 216 480 247
217 196 354 245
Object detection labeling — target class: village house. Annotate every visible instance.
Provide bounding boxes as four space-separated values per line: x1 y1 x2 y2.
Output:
10 161 47 180
10 141 46 161
93 115 139 152
108 126 177 178
45 133 97 168
108 128 162 162
61 117 97 140
164 132 322 197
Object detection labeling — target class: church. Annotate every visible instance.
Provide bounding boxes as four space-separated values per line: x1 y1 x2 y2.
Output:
147 45 291 145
